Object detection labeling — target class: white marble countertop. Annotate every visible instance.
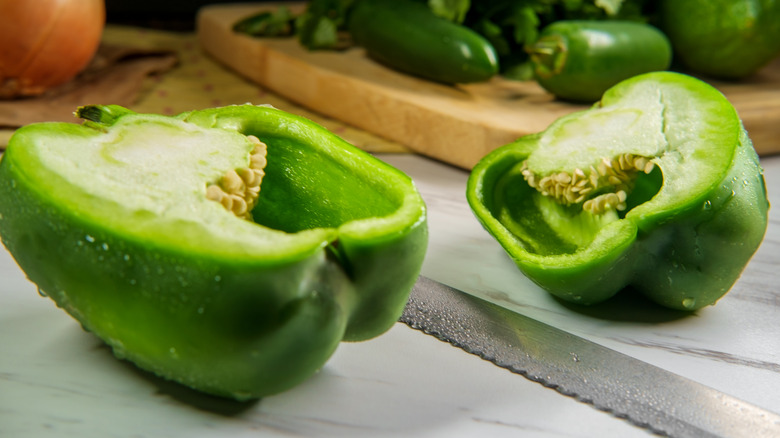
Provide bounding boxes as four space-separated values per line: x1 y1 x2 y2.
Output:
2 150 779 438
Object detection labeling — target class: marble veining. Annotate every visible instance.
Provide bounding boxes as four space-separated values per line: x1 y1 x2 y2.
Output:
616 338 780 373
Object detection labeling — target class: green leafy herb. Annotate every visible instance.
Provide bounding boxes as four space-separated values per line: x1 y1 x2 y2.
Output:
595 0 625 16
232 6 295 37
428 0 471 23
296 0 355 50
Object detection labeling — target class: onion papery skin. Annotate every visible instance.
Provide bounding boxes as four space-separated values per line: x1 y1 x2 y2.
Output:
0 0 105 99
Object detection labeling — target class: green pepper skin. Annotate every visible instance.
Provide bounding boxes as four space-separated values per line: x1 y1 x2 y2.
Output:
348 0 499 84
660 0 780 79
0 104 428 399
528 20 672 103
467 72 768 310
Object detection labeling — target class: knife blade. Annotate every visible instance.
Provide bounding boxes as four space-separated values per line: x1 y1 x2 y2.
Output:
400 276 780 438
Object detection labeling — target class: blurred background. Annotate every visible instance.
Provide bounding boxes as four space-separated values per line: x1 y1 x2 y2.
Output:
106 0 292 30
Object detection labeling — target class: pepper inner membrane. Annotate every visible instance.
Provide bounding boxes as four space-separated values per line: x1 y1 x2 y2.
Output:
499 155 662 256
520 152 658 215
206 135 268 220
207 133 402 233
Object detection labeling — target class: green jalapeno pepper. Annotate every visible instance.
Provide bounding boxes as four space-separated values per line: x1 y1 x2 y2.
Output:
0 104 428 400
528 20 672 102
467 72 768 310
347 0 499 84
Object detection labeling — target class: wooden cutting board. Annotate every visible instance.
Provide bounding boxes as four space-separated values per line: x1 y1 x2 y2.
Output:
197 3 780 169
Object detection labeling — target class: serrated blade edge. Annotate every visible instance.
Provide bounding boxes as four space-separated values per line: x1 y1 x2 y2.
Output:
400 276 780 438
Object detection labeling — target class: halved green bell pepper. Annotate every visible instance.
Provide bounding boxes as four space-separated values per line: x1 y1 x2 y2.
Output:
467 72 768 310
0 104 428 399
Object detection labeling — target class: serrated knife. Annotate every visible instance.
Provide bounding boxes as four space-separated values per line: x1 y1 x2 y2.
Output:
400 276 780 438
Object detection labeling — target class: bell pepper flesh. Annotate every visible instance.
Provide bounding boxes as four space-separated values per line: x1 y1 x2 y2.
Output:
467 72 768 310
0 104 428 400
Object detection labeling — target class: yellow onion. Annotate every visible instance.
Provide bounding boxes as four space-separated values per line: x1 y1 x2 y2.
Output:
0 0 105 99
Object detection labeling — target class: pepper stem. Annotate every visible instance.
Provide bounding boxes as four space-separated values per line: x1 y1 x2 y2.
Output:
76 105 136 128
526 36 567 79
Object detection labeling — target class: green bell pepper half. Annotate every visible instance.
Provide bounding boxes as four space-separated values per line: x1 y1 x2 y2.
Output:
0 104 428 400
467 72 768 310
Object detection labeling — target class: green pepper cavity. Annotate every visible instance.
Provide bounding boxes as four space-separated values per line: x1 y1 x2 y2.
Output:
467 72 769 310
0 104 428 400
